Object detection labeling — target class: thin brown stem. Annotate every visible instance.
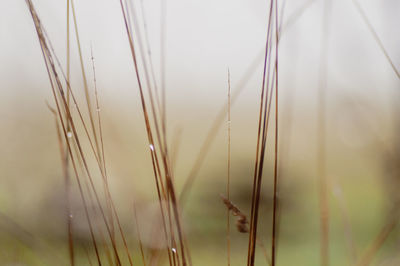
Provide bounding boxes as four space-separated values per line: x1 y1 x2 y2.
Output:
134 203 147 266
271 0 279 264
351 0 400 80
356 216 397 266
226 69 231 266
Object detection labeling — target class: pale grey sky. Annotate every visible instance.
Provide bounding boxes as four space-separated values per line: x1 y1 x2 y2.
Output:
1 0 399 108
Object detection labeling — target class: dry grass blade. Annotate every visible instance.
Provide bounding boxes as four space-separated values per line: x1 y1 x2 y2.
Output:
351 0 400 80
65 0 74 262
179 0 317 208
0 211 64 265
70 0 103 162
25 2 104 263
25 1 142 265
179 50 263 206
46 102 75 266
120 2 173 264
247 1 276 265
125 0 168 157
355 215 398 266
89 47 135 266
119 1 191 264
63 16 128 260
134 203 147 266
332 182 357 263
138 0 162 110
281 0 316 32
226 69 232 266
271 0 279 264
160 0 167 148
83 244 94 266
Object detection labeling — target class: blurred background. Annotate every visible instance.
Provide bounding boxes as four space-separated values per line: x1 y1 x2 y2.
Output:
1 0 400 265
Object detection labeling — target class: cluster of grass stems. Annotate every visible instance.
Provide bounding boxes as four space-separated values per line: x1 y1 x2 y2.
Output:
23 0 400 265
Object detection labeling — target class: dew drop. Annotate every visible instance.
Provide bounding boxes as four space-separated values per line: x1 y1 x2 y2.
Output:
67 131 73 138
69 214 73 219
149 144 154 151
171 248 176 253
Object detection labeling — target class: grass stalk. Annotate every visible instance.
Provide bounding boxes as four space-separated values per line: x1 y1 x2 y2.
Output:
271 0 279 264
247 1 275 265
226 69 232 266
